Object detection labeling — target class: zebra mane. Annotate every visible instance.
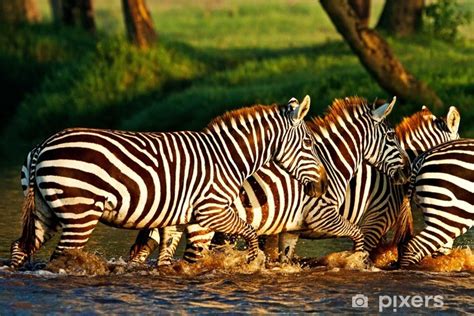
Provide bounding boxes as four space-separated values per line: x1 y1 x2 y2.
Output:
395 107 436 139
308 96 369 130
204 104 278 131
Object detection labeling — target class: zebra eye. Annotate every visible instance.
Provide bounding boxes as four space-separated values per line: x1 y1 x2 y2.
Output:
303 138 312 147
386 130 396 140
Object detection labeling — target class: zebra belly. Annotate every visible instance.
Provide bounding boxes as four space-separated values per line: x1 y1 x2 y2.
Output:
232 187 306 236
37 169 194 230
99 198 193 229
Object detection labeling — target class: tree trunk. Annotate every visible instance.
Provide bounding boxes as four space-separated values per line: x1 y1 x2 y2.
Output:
122 0 157 49
319 0 442 108
377 0 424 36
62 0 96 33
348 0 370 27
0 0 41 24
50 0 63 24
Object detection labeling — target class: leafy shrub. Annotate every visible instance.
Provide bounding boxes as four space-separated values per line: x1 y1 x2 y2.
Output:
424 0 472 42
0 24 96 130
5 38 206 141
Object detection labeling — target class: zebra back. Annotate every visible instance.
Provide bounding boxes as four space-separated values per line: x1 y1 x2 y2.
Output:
396 138 474 266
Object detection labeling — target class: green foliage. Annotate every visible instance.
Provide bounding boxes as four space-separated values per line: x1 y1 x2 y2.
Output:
4 38 206 141
1 0 474 148
0 23 96 130
424 0 472 42
122 46 385 132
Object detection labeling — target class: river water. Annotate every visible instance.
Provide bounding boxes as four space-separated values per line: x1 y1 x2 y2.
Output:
0 167 472 314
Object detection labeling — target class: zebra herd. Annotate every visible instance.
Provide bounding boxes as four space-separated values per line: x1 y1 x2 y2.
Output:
9 95 473 270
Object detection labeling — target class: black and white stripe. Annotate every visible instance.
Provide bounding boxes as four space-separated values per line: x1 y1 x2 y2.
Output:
297 105 461 253
396 138 474 267
10 96 324 268
130 96 410 264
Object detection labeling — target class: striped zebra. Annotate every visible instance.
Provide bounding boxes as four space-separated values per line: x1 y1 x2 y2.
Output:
394 138 474 267
279 105 462 259
130 96 410 264
10 96 326 269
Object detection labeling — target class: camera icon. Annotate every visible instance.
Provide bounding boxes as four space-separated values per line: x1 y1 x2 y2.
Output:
352 294 369 308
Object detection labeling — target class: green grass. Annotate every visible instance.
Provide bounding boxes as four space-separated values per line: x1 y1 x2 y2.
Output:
1 0 473 149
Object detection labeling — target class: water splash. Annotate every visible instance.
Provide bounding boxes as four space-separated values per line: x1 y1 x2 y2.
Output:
2 244 472 276
298 250 376 271
156 245 303 276
419 248 473 272
371 244 473 272
46 249 110 276
7 245 305 277
371 244 398 268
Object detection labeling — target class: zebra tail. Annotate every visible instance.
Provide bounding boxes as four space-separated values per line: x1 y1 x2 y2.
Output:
391 195 414 247
20 147 41 256
20 186 36 255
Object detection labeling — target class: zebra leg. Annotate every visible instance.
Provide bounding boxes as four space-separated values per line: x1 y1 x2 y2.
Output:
195 205 259 263
278 232 299 263
262 235 280 262
183 224 215 263
50 213 101 260
433 239 454 257
398 226 449 267
157 226 184 266
130 228 160 264
10 196 59 269
11 218 59 269
307 210 365 252
361 216 391 253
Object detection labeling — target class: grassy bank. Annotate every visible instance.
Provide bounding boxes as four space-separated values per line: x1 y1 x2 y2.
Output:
1 0 473 151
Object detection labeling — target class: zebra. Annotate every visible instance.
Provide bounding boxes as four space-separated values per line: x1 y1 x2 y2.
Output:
129 96 410 265
10 96 326 269
276 105 462 259
393 138 474 267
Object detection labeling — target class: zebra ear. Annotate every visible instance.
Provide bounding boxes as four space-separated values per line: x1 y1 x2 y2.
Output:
446 106 460 134
421 105 434 119
289 95 311 124
372 96 396 122
297 95 311 121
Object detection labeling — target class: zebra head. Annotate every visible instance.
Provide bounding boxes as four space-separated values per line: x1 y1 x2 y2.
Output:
275 95 327 198
397 105 461 162
365 97 410 185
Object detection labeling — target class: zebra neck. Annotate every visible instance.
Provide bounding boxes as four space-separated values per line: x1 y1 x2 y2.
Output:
401 133 428 164
399 121 454 165
203 116 281 186
313 125 363 203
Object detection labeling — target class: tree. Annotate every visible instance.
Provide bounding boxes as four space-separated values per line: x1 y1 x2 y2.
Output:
50 0 62 24
319 0 443 108
377 0 425 36
0 0 41 24
122 0 157 49
348 0 370 27
62 0 96 33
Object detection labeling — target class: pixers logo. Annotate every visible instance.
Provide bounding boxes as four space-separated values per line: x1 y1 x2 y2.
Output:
378 295 444 312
